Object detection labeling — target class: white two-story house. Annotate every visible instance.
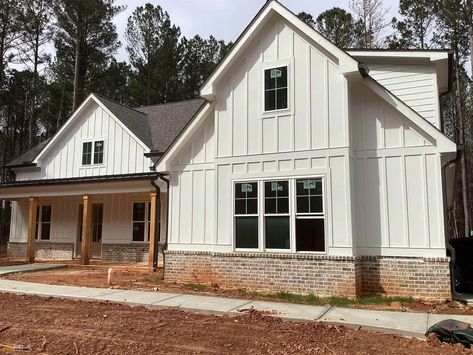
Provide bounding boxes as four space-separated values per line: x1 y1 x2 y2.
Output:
0 1 457 299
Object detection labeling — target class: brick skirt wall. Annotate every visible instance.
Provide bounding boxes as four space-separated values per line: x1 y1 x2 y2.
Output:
164 251 451 299
101 243 149 263
8 242 74 260
164 251 360 297
360 256 451 299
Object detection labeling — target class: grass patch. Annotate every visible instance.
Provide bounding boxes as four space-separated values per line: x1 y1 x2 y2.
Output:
262 292 413 307
186 283 208 292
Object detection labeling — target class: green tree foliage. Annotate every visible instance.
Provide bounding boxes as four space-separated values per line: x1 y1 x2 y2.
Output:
125 3 180 106
179 35 232 99
315 7 359 48
386 0 437 49
53 0 123 110
297 12 316 29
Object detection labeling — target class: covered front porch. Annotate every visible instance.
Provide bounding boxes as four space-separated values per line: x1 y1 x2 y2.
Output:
0 174 167 269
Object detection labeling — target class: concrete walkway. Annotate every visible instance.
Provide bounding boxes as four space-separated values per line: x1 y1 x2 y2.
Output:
0 279 472 339
0 263 65 276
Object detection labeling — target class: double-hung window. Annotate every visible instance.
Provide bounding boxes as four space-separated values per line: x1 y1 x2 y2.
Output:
234 178 325 252
82 140 104 165
234 182 258 248
264 181 290 249
132 202 151 242
295 178 325 252
264 66 288 111
35 205 51 241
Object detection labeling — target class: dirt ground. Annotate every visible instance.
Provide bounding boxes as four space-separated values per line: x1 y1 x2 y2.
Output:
4 262 473 315
0 292 470 355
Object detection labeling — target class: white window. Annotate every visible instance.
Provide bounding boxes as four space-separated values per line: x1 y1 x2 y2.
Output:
35 205 51 241
234 178 325 252
132 202 151 242
264 66 288 111
82 140 104 166
234 182 258 249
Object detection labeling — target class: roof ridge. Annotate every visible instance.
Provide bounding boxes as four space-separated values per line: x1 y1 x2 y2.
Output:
135 97 204 110
92 93 147 116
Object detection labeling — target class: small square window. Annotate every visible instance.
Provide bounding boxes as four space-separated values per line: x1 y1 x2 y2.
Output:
264 66 288 111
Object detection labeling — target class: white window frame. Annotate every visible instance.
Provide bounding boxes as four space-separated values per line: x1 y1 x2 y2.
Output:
35 205 52 241
233 176 326 254
233 181 260 252
131 201 151 243
263 179 291 252
81 137 106 167
261 58 294 117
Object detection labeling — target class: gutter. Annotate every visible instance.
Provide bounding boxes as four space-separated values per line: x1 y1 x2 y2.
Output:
441 147 460 294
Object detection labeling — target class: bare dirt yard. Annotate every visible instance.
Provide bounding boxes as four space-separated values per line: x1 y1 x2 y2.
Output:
4 262 473 315
0 292 470 355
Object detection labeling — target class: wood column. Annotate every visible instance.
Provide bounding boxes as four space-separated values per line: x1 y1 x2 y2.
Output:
148 192 157 270
27 197 38 263
80 195 92 265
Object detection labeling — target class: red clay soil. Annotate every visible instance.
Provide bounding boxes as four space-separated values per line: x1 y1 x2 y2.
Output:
5 263 473 315
0 293 470 355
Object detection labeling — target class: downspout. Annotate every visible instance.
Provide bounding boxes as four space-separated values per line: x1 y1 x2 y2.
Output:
441 148 460 294
150 157 170 274
150 176 161 272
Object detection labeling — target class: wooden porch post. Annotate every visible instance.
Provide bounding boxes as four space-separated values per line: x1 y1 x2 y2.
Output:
81 195 92 265
148 192 157 270
27 197 38 263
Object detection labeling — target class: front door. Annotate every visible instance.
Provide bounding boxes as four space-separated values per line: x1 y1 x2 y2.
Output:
75 203 103 259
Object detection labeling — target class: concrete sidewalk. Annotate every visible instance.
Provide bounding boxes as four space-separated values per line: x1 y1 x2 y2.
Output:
0 263 65 276
0 279 472 339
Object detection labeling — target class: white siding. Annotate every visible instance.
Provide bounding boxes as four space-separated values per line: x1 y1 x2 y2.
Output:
215 16 347 158
367 63 440 128
350 82 446 256
15 101 151 181
8 192 164 246
168 115 216 248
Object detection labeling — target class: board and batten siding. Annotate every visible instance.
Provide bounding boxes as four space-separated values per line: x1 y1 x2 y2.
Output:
168 114 216 248
350 82 446 257
215 15 348 159
9 192 163 245
15 101 151 181
366 63 440 128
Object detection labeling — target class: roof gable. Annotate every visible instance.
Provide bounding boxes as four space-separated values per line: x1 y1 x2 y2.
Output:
200 0 359 99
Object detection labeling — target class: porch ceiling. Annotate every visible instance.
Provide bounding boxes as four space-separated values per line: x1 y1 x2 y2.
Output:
0 173 167 199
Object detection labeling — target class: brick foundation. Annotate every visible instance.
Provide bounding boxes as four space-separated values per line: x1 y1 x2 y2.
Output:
7 242 74 260
100 243 160 263
164 251 359 297
164 251 451 299
360 256 451 299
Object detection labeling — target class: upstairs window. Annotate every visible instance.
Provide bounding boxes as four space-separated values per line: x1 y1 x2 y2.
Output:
94 141 104 164
82 142 92 165
82 140 104 166
264 66 288 111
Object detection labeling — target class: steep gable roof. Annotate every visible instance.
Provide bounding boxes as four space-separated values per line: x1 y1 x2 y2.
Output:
94 94 153 149
136 98 206 153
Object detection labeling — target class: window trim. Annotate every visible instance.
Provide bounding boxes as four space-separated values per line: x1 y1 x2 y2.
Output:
131 201 151 243
80 137 106 168
233 175 327 254
261 59 294 116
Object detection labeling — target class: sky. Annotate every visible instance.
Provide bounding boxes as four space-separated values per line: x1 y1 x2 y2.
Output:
112 0 400 62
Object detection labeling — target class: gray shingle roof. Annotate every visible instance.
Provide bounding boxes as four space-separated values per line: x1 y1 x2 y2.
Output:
136 98 206 153
94 94 153 149
6 139 50 167
6 96 206 168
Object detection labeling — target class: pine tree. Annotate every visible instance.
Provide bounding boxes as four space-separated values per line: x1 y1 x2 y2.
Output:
315 7 360 48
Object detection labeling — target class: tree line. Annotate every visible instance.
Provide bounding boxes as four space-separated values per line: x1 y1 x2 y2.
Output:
1 0 473 238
